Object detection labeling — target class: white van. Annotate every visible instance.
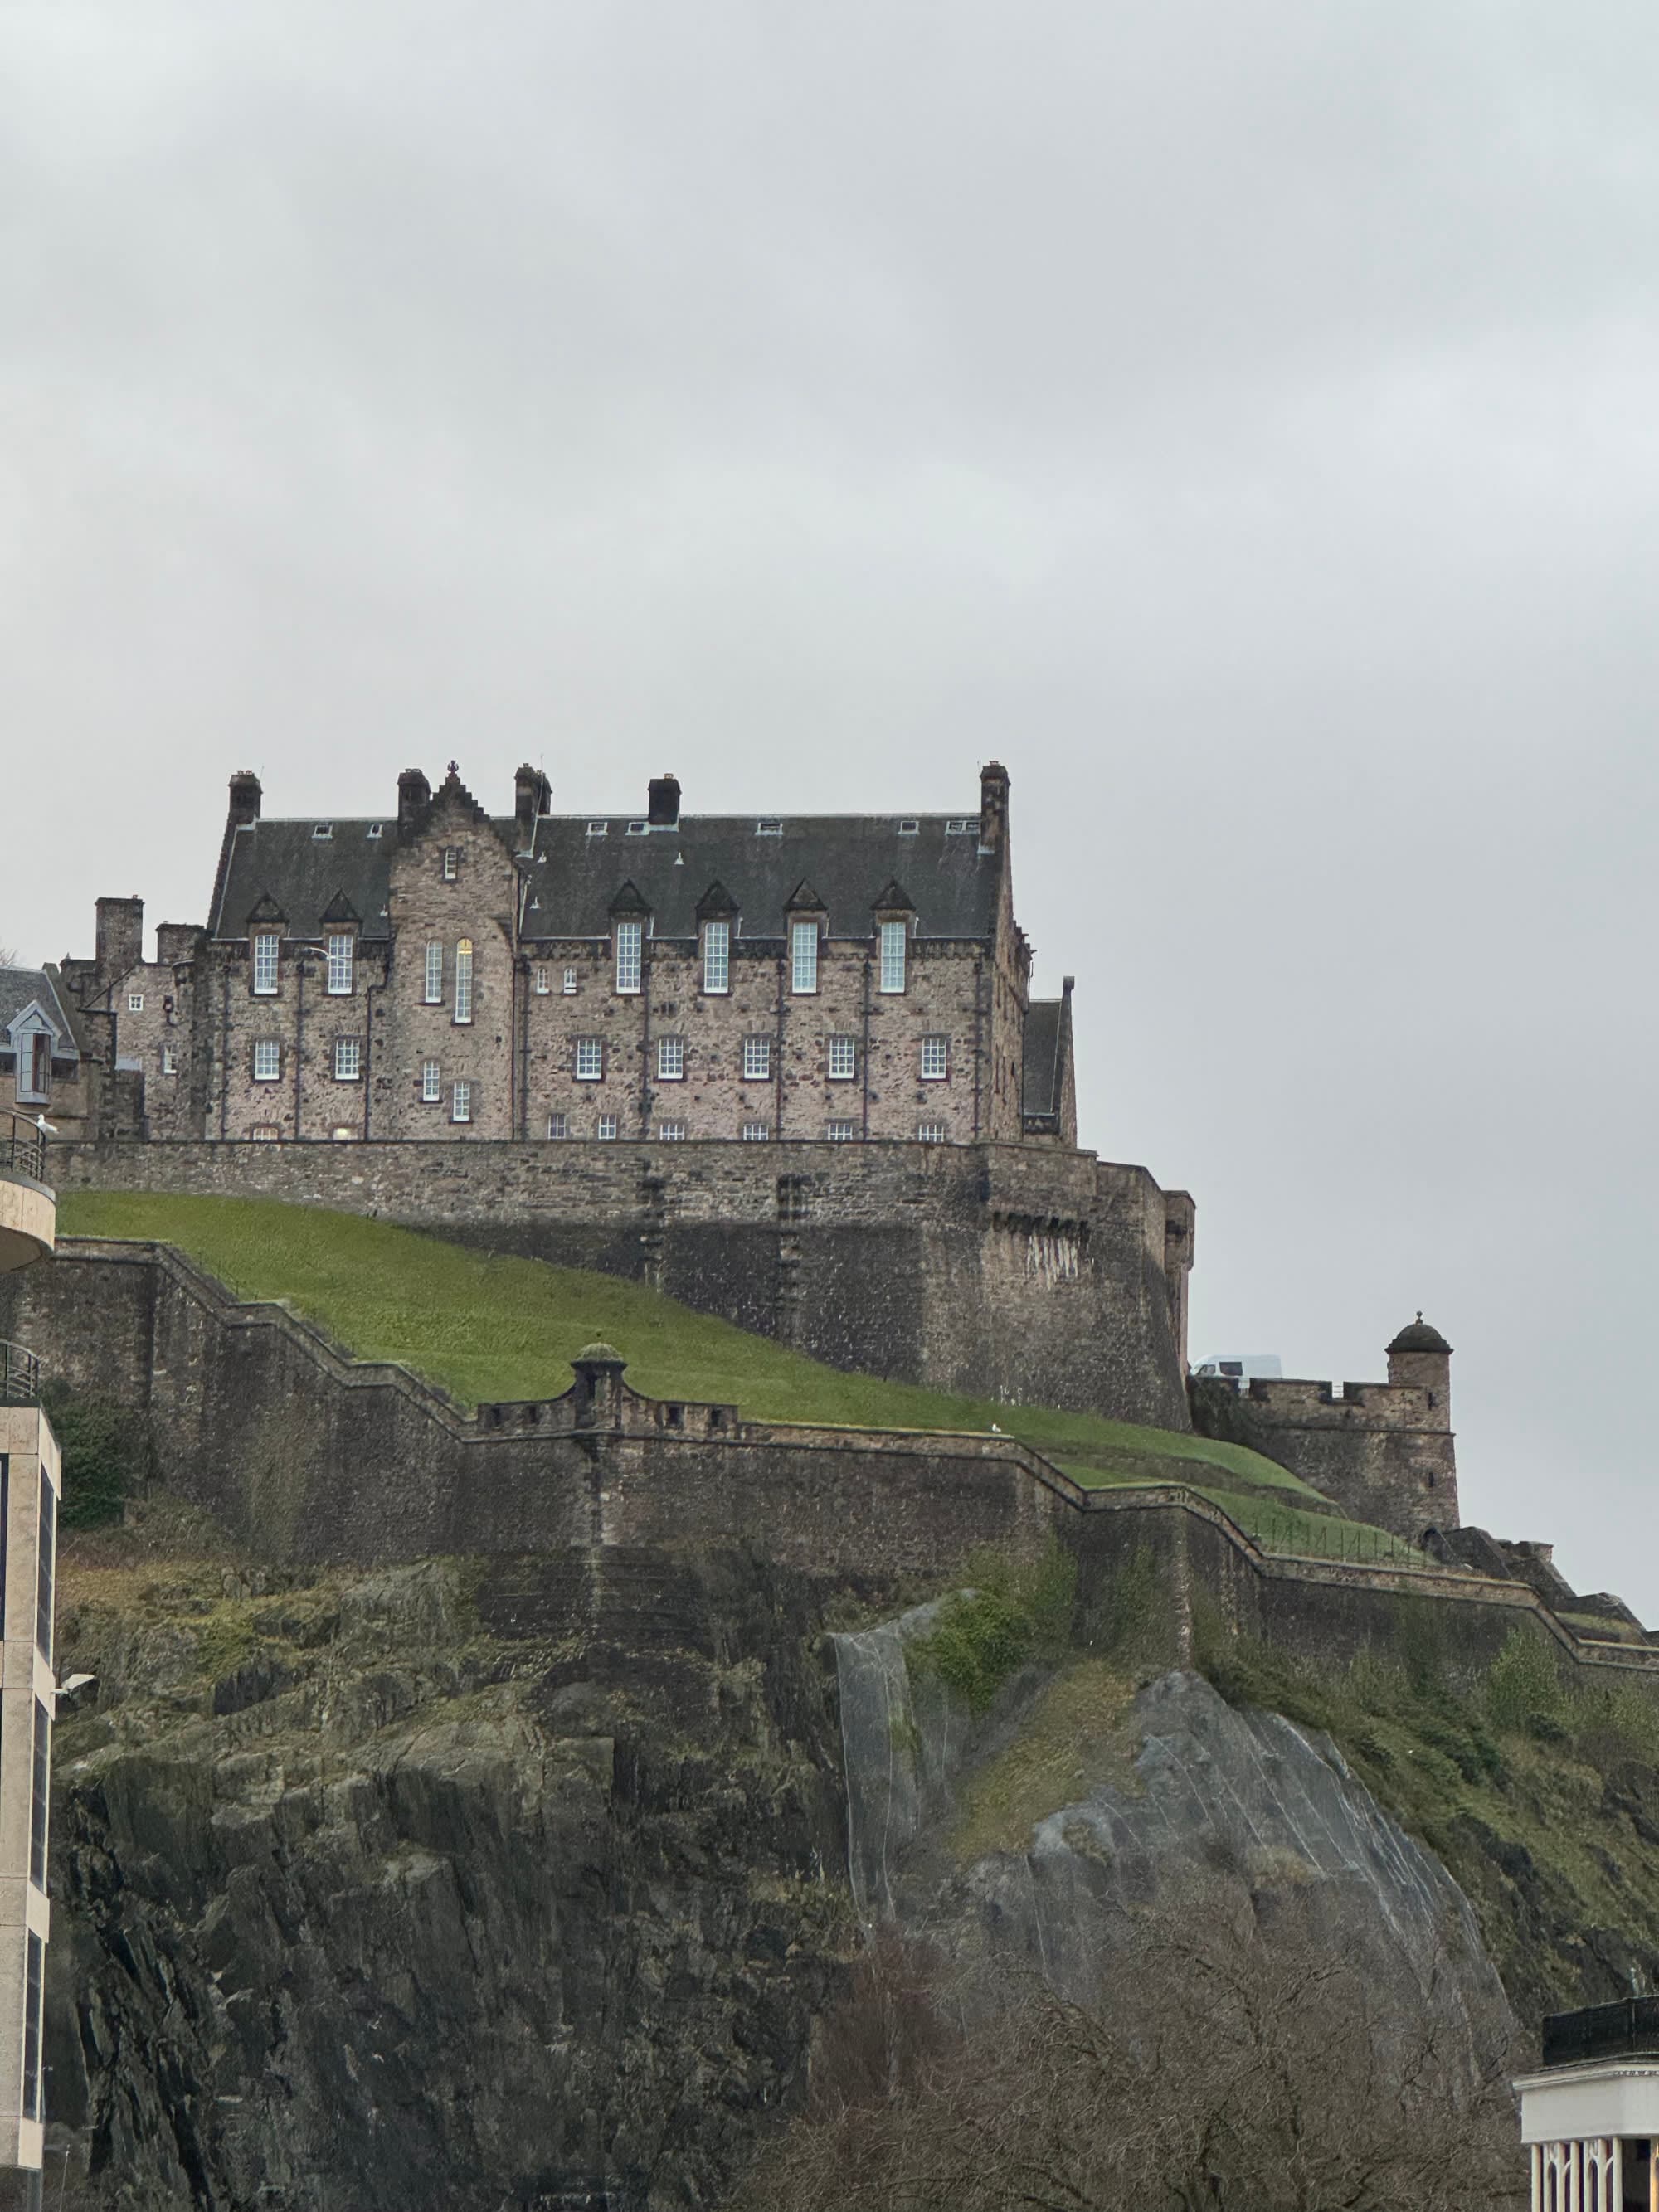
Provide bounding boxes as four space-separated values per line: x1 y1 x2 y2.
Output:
1192 1354 1283 1387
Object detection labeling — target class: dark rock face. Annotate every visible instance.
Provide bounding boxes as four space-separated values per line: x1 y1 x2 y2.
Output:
46 1552 854 2212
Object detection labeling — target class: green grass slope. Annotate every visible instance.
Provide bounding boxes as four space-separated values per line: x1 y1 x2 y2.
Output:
61 1192 1329 1510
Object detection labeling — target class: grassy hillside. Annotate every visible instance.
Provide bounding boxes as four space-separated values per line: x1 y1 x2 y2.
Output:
61 1192 1329 1509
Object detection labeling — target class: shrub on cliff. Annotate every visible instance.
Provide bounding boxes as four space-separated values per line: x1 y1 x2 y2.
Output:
40 1382 149 1529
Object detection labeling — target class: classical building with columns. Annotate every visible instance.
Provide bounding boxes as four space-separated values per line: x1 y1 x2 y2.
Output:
1516 1999 1659 2212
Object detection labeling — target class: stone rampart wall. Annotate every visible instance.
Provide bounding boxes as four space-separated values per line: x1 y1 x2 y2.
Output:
49 1135 1194 1426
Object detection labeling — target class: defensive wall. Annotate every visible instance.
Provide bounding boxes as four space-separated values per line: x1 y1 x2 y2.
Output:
50 1135 1196 1428
5 1238 1654 1694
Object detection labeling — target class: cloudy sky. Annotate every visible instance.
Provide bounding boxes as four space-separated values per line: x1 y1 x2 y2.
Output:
4 3 1656 1617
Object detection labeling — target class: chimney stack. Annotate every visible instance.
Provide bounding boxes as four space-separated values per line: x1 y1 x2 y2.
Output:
648 773 682 828
515 764 552 835
979 761 1010 854
397 767 431 834
227 769 262 827
95 896 144 981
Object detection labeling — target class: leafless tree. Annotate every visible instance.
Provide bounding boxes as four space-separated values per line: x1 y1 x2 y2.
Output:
733 1894 1523 2212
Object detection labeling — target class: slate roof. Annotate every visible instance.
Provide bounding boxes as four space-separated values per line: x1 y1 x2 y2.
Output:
213 814 1002 945
0 967 80 1058
1022 998 1063 1118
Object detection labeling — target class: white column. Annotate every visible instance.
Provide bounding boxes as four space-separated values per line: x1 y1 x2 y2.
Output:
1531 2143 1542 2212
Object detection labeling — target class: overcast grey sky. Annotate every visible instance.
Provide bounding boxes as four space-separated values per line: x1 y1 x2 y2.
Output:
4 3 1656 1617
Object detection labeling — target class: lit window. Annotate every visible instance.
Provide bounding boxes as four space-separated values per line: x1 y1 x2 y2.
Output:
657 1037 684 1081
253 1039 281 1082
421 1060 440 1102
596 1113 618 1140
161 1045 177 1074
658 1121 685 1140
917 1121 947 1142
424 941 443 1004
562 967 577 994
703 921 731 994
548 1112 568 1140
442 846 459 881
878 921 907 994
576 1038 603 1082
29 1695 49 1888
825 1120 858 1141
251 1124 280 1141
252 931 280 995
454 940 474 1023
742 1121 770 1141
533 965 551 994
791 920 818 994
920 1036 950 1081
452 1081 472 1124
615 919 643 994
327 933 354 995
743 1036 771 1081
333 1038 361 1081
127 991 144 1013
828 1036 856 1082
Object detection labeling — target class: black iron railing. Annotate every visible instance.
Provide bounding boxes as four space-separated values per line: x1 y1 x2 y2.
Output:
0 1113 46 1185
1542 1997 1659 2069
0 1341 41 1407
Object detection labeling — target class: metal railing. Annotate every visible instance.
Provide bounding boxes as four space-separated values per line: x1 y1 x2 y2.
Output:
0 1112 47 1185
0 1340 41 1407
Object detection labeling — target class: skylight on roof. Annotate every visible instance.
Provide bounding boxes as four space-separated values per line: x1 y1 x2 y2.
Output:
313 824 333 839
625 819 649 835
586 821 608 837
898 819 919 834
944 818 975 835
366 823 382 839
755 818 783 836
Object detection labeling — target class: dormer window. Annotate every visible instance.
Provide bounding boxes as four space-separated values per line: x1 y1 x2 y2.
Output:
703 921 730 994
252 931 280 995
615 920 644 994
326 933 354 995
312 824 333 841
441 846 460 881
878 919 907 994
790 919 819 994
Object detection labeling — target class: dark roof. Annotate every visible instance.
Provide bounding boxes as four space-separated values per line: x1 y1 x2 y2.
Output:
212 820 397 941
0 967 79 1058
1022 998 1063 1117
1387 1315 1452 1355
519 815 1000 941
214 812 1002 944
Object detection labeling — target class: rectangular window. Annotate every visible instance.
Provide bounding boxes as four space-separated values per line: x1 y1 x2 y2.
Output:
920 1036 950 1081
917 1121 947 1143
596 1114 618 1140
22 1933 41 2121
615 919 644 994
19 1031 50 1103
547 1112 568 1140
29 1697 49 1889
451 1081 472 1124
658 1121 685 1141
703 921 730 994
743 1036 771 1082
657 1037 684 1082
333 1038 361 1081
742 1121 770 1141
252 931 280 994
825 1119 859 1141
127 991 144 1013
424 941 444 1004
575 1038 603 1082
421 1060 440 1102
827 1035 857 1082
454 940 474 1023
790 919 818 994
945 817 975 835
35 1470 52 1662
161 1045 178 1075
326 933 354 994
878 920 907 994
533 965 550 994
562 967 577 994
252 1039 280 1083
441 845 459 881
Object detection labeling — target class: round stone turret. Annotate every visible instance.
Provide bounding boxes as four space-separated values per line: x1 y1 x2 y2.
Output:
1385 1313 1452 1428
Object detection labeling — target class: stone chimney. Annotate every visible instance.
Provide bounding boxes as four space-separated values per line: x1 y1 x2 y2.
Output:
648 773 682 828
979 761 1010 854
514 764 552 836
227 769 262 827
397 768 431 834
95 897 144 981
1386 1315 1452 1431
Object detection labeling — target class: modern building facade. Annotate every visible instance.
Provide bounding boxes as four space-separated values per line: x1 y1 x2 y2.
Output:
1516 2000 1659 2211
55 760 1077 1150
0 1111 60 2202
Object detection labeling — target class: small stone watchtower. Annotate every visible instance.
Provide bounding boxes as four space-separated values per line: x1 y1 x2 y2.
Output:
1385 1314 1452 1431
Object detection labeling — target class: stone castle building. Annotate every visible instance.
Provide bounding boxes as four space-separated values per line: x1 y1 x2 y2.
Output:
48 760 1075 1152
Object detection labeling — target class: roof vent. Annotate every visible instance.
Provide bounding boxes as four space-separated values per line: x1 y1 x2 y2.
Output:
366 823 382 839
755 818 784 837
585 821 608 838
313 824 333 840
